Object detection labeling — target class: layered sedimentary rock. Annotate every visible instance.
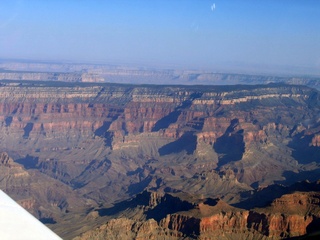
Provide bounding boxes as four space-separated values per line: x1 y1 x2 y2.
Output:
0 81 319 238
0 151 86 224
74 218 179 240
1 61 320 88
0 82 319 194
75 189 320 240
0 72 82 82
0 72 104 82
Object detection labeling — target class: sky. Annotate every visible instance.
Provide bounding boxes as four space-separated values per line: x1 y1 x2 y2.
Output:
0 0 320 74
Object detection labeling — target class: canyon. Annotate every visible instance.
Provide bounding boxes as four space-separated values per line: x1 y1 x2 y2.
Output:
0 78 319 239
75 186 320 240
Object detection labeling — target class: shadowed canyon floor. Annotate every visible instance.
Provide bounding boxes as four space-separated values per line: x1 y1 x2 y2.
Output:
0 80 319 239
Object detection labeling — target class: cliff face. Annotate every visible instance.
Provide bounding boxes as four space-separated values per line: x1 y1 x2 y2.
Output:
0 81 320 238
75 190 320 240
74 218 183 240
0 151 86 224
0 82 319 196
0 72 104 82
0 72 81 82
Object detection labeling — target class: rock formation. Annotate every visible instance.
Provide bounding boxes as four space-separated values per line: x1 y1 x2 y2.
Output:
75 188 320 240
0 81 319 238
0 152 86 224
1 61 320 88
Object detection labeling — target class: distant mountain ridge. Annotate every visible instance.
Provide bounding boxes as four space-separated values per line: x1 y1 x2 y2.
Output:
1 61 320 88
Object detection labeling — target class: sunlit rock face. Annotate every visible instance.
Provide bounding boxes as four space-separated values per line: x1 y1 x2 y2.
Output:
75 189 320 240
0 82 319 190
0 81 320 239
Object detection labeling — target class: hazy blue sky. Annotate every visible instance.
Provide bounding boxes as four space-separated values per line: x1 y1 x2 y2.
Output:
1 0 319 73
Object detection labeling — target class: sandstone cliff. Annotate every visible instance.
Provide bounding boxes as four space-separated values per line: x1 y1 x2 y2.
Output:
75 189 320 240
0 81 319 238
0 82 319 199
0 151 87 224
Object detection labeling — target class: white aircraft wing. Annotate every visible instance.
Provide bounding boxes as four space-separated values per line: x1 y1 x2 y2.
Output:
0 190 62 240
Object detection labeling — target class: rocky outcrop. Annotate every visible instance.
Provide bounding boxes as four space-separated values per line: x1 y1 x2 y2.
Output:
0 82 319 197
75 190 320 240
0 81 319 238
0 151 86 222
0 152 30 188
74 218 182 240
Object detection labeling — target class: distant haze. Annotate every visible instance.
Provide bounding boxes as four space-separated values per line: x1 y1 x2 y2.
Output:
1 0 319 75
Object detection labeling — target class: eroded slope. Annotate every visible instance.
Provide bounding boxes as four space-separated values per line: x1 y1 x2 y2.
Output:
0 81 319 238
